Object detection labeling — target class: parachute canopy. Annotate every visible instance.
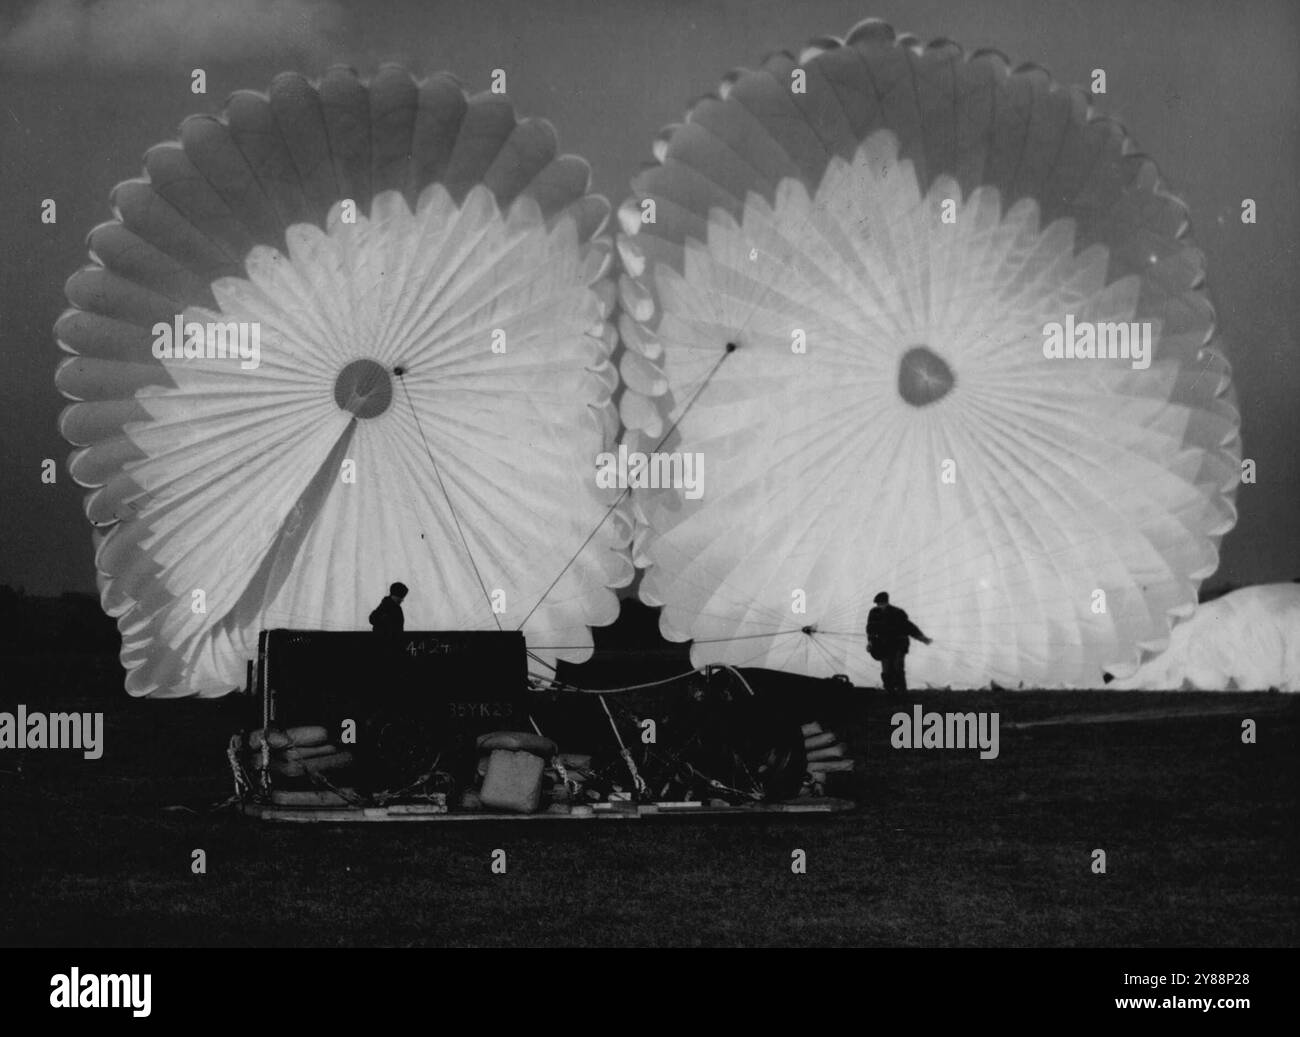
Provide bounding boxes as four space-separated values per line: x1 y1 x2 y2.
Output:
57 65 631 697
1109 584 1300 692
617 19 1240 688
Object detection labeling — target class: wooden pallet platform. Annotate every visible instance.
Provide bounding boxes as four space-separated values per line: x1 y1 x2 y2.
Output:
241 797 855 823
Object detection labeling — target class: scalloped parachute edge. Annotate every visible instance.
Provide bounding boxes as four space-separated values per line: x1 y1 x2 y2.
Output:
55 64 633 696
614 17 1241 686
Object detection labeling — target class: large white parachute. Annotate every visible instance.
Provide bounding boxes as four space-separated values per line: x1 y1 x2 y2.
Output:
1108 584 1300 691
617 19 1241 688
56 66 632 697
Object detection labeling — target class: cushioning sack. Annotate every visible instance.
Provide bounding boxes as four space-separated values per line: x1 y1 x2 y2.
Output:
479 749 546 813
475 731 556 813
476 731 557 755
249 725 329 750
280 743 343 761
270 750 353 778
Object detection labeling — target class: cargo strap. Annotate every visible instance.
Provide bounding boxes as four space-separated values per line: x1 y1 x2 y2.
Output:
226 735 251 801
528 714 578 796
599 694 646 795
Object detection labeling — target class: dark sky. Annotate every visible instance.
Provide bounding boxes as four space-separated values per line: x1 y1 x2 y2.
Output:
0 0 1296 595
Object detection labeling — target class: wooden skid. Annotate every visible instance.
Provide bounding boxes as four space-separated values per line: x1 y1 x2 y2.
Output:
241 797 856 824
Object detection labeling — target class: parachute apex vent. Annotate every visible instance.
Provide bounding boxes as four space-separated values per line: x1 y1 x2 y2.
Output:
897 345 955 407
334 358 393 419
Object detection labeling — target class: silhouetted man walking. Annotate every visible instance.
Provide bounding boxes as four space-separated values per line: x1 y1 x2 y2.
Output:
866 591 932 695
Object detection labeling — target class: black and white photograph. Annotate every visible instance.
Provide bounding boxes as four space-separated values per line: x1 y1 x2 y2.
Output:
0 0 1294 1003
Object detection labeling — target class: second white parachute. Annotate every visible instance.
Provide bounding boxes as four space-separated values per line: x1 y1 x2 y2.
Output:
616 20 1240 688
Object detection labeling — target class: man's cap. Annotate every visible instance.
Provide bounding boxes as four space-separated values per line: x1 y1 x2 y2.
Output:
390 582 409 597
873 591 889 604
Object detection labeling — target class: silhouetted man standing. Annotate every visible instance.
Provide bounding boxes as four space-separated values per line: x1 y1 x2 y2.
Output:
866 591 932 695
364 582 413 780
369 581 409 700
369 582 408 640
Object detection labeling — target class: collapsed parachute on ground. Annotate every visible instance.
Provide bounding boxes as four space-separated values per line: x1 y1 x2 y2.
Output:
1107 584 1300 691
617 18 1240 688
56 66 632 698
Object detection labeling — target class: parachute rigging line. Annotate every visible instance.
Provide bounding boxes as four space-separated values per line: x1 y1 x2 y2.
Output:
597 691 647 794
526 649 559 674
397 371 502 631
516 342 741 632
530 665 709 695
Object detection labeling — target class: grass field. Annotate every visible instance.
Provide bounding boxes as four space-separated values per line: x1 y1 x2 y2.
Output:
1 653 1295 947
